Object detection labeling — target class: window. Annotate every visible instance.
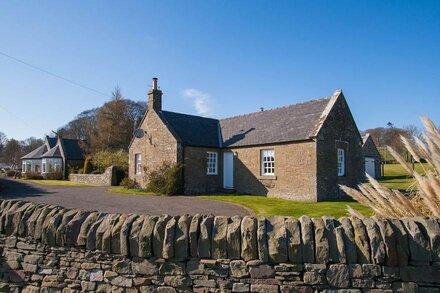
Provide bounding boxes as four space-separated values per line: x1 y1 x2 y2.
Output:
261 149 275 175
135 154 142 175
337 148 345 176
42 161 46 173
206 152 218 175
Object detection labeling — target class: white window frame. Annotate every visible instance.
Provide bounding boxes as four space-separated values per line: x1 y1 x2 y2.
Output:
261 149 275 176
135 153 142 175
42 160 46 173
337 148 345 176
206 152 218 175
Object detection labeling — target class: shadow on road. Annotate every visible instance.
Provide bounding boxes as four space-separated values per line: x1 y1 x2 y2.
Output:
0 177 53 199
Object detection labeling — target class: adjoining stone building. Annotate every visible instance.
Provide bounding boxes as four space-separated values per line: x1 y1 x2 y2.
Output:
362 133 382 179
129 78 365 201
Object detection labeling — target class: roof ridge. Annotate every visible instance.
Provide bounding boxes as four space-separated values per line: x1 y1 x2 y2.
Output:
220 96 332 122
162 110 219 122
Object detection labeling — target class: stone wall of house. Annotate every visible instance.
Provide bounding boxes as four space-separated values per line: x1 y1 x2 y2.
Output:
230 141 318 201
129 110 181 187
183 147 224 194
1 199 440 292
362 137 382 179
69 166 117 186
316 95 365 201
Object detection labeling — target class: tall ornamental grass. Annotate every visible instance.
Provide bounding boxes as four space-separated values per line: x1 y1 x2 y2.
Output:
341 117 440 218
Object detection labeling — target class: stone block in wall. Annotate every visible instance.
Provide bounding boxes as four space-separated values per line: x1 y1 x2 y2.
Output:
299 216 315 263
374 218 398 266
389 218 409 266
34 205 56 241
131 257 158 275
326 264 350 288
25 204 44 238
18 203 39 237
111 214 127 254
339 217 357 264
285 217 302 264
334 226 347 264
42 208 65 247
257 217 268 262
212 216 228 260
312 218 329 264
77 211 100 246
415 218 440 263
267 216 288 263
163 217 177 259
401 218 431 266
129 215 145 258
55 209 79 246
230 260 249 278
198 215 214 258
174 215 190 258
241 216 257 261
322 216 339 263
120 214 138 256
249 264 275 279
139 216 158 258
351 217 371 264
363 218 385 265
65 210 90 246
153 215 172 258
96 214 118 251
227 215 241 260
189 214 201 258
86 214 106 251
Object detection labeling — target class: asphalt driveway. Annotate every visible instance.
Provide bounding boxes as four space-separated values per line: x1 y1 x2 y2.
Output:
0 177 250 216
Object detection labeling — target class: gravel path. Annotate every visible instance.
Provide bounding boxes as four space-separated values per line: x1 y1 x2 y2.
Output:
0 177 250 216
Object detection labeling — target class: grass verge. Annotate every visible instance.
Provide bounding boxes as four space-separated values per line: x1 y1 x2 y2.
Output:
198 195 372 218
107 187 157 196
26 180 98 187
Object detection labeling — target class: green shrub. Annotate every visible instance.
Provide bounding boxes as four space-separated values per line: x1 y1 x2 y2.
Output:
6 170 16 177
24 171 44 180
83 155 93 174
120 178 139 189
44 170 63 180
92 150 128 174
147 162 183 195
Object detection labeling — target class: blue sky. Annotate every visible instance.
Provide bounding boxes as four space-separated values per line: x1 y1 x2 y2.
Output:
0 1 439 140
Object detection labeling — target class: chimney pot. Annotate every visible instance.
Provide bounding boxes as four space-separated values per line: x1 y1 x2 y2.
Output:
152 78 158 90
260 107 264 112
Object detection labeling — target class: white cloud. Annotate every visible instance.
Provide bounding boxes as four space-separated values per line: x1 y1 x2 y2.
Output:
182 88 213 117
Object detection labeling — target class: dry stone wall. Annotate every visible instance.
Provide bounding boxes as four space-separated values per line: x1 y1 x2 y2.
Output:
0 199 440 292
68 166 117 186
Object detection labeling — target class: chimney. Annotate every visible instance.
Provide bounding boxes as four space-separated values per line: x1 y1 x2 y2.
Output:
148 77 162 112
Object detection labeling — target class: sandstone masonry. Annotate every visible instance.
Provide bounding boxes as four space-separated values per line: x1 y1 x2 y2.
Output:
1 199 440 292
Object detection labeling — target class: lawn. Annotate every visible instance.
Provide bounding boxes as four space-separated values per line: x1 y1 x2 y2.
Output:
197 195 372 218
26 180 98 187
107 187 157 196
378 163 431 191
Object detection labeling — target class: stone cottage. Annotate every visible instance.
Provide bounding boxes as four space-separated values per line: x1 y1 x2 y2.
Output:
362 133 382 179
129 78 365 201
21 136 85 179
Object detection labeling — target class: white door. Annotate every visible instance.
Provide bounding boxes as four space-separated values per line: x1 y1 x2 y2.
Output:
365 157 375 178
223 152 234 189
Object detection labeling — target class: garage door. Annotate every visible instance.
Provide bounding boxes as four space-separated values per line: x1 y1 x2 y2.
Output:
365 157 375 178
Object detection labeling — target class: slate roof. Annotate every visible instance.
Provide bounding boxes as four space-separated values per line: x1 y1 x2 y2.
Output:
21 137 85 161
219 97 332 147
42 145 62 158
46 137 57 148
21 144 48 159
62 138 85 160
158 97 334 148
161 111 221 148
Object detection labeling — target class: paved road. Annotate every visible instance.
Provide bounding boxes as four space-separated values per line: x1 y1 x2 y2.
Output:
0 177 250 216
